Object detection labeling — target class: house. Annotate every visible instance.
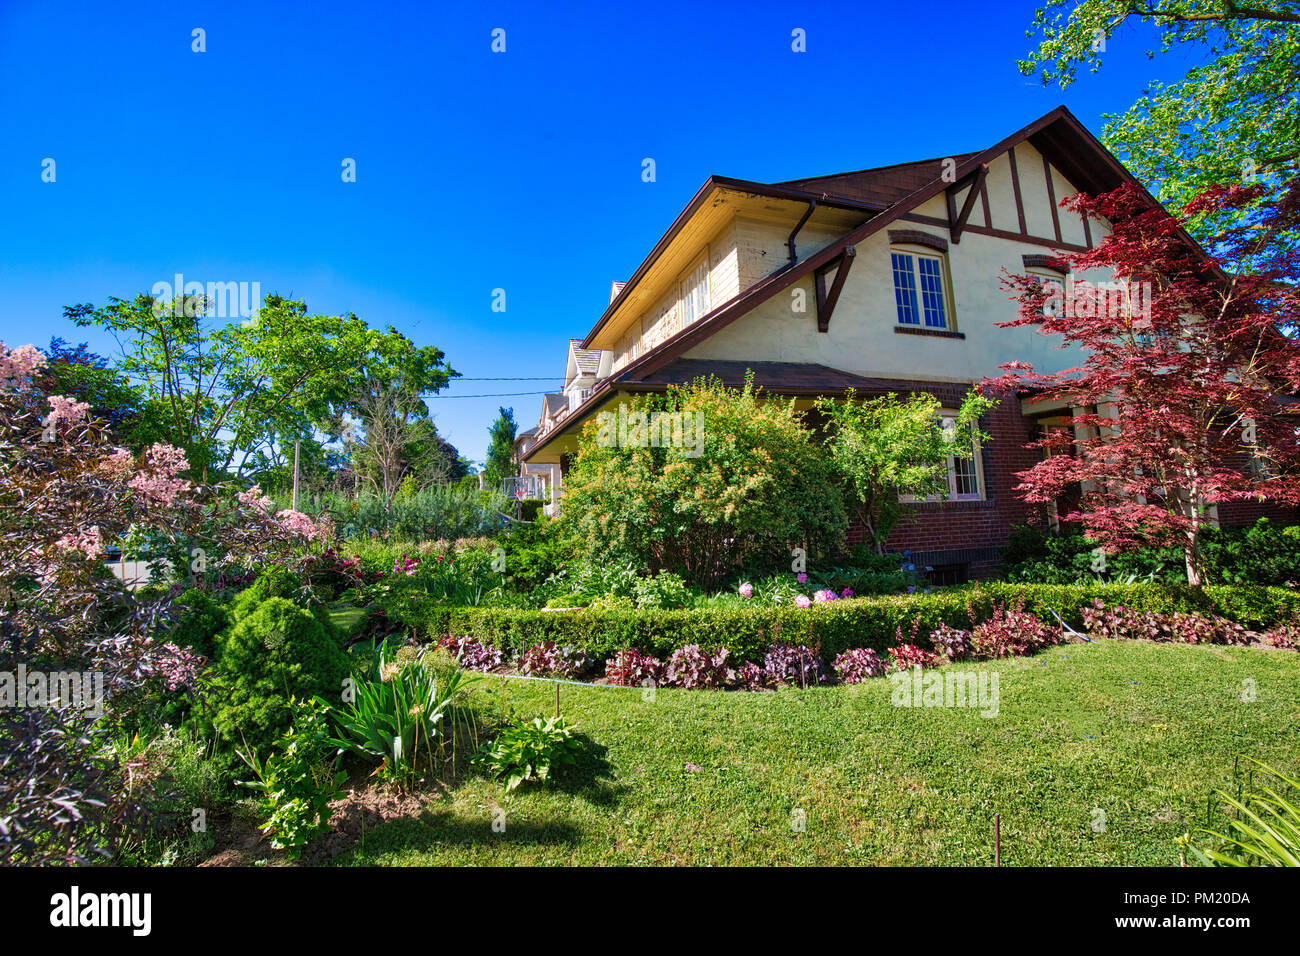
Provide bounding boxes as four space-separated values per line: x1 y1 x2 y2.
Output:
517 105 1286 579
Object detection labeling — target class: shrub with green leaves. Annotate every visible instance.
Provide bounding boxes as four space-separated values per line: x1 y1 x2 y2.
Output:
560 374 847 590
170 588 229 659
476 715 579 791
237 697 346 859
205 597 351 759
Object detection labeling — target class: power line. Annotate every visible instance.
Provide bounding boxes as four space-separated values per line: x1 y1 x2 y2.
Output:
432 390 555 398
453 377 562 381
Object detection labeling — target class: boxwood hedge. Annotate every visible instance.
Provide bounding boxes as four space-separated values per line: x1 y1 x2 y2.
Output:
417 581 1300 664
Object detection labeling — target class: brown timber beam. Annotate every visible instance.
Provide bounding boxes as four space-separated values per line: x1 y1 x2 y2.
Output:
814 244 856 333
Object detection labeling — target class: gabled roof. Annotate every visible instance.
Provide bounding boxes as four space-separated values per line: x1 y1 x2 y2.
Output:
567 338 603 376
526 105 1211 464
775 154 980 208
542 393 568 417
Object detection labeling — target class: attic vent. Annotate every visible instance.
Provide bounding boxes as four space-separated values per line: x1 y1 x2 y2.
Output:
609 280 627 304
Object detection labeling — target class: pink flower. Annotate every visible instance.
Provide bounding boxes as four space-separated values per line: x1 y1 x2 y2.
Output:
46 394 91 426
738 582 753 598
237 483 276 513
794 594 811 608
277 509 328 542
0 343 46 389
128 443 191 507
813 588 837 602
841 587 854 598
796 572 807 584
54 524 103 559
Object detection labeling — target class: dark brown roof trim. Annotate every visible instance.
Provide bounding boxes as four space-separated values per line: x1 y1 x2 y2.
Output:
1022 253 1068 273
888 229 949 252
580 177 880 348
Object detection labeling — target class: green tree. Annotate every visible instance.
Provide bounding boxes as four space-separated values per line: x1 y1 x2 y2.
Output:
1020 1 1299 246
483 406 517 489
65 292 456 480
562 375 847 589
815 389 995 554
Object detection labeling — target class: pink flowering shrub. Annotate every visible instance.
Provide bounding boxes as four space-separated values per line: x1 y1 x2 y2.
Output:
833 647 888 683
604 648 664 686
738 582 753 598
889 643 940 671
664 644 735 689
793 594 811 608
813 588 837 602
519 640 589 678
764 643 824 684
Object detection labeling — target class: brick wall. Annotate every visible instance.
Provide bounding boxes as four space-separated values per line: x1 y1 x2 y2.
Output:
842 381 1046 579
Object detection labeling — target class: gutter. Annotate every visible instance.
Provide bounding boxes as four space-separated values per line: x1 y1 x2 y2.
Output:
786 199 817 262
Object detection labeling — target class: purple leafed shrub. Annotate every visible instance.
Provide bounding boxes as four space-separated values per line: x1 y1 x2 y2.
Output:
519 640 589 679
929 623 973 662
764 643 824 685
889 643 939 671
833 647 887 683
439 635 504 672
1262 623 1300 651
969 597 1060 660
1080 600 1249 646
733 661 764 691
664 644 735 689
604 648 664 686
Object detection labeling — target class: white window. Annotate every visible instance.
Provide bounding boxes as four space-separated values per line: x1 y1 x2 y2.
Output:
900 413 985 502
679 255 710 326
891 249 951 329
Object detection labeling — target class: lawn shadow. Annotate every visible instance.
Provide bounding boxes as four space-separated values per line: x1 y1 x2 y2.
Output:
551 733 624 807
334 806 585 862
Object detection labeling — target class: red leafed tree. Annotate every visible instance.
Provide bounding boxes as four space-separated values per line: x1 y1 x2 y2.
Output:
984 178 1300 585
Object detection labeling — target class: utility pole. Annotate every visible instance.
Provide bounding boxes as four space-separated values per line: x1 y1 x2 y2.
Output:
292 438 301 511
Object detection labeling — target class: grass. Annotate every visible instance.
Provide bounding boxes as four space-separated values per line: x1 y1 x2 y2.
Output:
332 639 1300 866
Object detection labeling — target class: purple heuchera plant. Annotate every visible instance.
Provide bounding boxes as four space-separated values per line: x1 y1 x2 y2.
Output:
664 644 734 689
604 648 663 686
832 647 887 683
439 635 504 672
764 643 824 684
733 661 764 691
1081 600 1248 647
520 640 589 679
929 623 973 662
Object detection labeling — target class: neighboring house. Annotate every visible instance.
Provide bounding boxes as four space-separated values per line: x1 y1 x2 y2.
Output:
517 106 1288 578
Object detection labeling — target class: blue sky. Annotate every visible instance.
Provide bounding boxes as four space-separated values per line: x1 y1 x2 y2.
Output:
0 0 1185 463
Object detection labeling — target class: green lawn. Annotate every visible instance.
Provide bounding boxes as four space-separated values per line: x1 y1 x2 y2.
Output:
334 639 1300 866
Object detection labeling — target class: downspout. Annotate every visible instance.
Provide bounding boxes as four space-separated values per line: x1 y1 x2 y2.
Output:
786 199 818 262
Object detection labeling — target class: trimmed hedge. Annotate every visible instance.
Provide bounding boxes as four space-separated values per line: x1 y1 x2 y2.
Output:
417 581 1300 664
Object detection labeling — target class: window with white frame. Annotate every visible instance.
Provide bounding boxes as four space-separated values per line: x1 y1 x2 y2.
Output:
900 413 985 501
679 255 710 326
890 249 951 329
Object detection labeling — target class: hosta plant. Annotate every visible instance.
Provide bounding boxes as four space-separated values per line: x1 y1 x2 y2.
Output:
833 647 888 683
476 715 579 791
